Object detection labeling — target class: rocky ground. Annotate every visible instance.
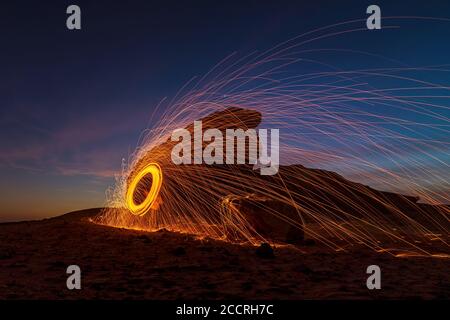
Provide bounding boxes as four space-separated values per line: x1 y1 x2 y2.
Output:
0 208 448 299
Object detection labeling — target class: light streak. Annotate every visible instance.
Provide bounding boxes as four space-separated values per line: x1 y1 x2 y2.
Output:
125 163 163 216
95 18 450 257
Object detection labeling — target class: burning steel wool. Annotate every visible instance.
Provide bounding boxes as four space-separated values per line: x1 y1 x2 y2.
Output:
96 20 450 257
126 163 163 216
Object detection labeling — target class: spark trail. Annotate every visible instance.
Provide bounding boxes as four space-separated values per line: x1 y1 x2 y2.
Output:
96 19 450 257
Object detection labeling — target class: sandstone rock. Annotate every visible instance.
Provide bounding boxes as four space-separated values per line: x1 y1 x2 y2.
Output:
223 194 304 244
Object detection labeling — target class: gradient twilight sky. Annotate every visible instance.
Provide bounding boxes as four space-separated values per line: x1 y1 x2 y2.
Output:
1 0 450 221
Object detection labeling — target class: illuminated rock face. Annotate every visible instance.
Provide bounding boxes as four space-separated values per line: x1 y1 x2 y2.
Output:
98 106 448 249
224 195 305 244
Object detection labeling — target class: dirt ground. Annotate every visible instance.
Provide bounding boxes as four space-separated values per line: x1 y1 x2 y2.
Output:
0 208 448 299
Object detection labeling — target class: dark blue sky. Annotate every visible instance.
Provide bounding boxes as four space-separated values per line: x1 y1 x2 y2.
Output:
1 0 450 221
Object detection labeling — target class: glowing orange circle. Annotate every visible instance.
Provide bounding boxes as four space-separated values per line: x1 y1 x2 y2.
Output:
126 163 163 216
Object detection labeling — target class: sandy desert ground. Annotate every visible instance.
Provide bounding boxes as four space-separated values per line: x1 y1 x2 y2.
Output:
0 208 448 300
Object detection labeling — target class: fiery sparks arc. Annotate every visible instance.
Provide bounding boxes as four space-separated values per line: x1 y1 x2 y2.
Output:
96 18 450 257
126 163 163 216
